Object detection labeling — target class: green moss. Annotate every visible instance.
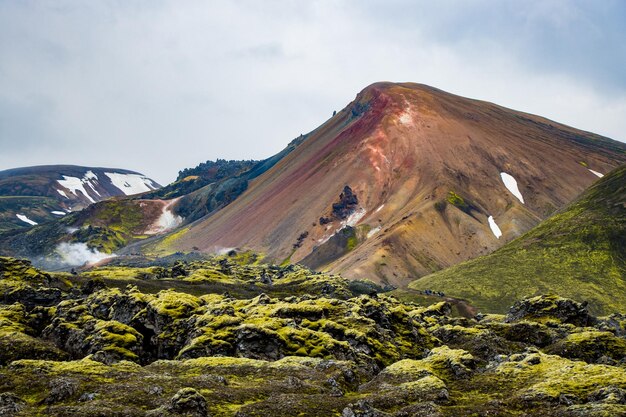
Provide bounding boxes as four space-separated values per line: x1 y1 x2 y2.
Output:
93 320 140 346
0 257 50 284
10 357 141 376
547 330 626 362
397 375 446 393
411 166 626 315
346 234 358 251
4 248 626 416
380 346 475 382
446 191 468 210
496 352 626 401
380 359 436 380
0 303 30 334
149 289 202 319
149 227 190 254
184 267 234 283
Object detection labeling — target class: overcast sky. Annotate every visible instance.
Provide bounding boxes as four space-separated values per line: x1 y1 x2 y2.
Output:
1 0 625 184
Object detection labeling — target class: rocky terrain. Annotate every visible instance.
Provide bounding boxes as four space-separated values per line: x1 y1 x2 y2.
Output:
1 255 626 416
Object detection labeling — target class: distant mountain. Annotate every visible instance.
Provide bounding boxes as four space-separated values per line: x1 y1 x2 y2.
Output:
0 143 307 265
0 165 160 232
156 82 626 286
409 164 626 315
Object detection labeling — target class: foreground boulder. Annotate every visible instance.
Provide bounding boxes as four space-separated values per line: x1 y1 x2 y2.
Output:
506 295 595 326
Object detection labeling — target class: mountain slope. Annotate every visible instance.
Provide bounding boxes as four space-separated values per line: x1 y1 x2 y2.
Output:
0 139 309 266
0 165 160 232
409 164 626 315
160 82 626 286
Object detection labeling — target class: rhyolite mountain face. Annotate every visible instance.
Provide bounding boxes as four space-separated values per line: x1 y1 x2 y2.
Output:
2 255 626 416
410 164 626 315
0 165 161 233
159 82 626 287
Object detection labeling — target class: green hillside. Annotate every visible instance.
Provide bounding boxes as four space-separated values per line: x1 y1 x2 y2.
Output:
410 165 626 315
0 196 63 233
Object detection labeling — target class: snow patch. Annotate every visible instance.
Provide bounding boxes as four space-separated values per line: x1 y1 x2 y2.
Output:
500 172 525 204
57 189 69 199
342 208 367 228
317 236 330 244
55 242 115 266
57 174 97 204
16 214 37 226
588 169 604 178
84 170 98 180
105 172 158 196
487 216 502 239
51 211 66 216
318 208 368 245
367 226 381 238
86 181 101 197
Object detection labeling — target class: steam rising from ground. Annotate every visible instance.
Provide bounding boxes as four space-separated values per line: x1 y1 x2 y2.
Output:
55 242 115 266
215 246 237 255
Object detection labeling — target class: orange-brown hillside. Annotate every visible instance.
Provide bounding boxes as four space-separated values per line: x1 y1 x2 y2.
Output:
165 82 626 286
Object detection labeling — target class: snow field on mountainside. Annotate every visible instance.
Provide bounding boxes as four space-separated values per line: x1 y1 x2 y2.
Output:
16 214 37 226
500 172 525 204
104 172 157 195
487 216 502 239
56 173 97 203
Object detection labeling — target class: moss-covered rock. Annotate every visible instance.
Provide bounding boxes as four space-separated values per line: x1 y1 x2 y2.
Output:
496 352 626 405
0 303 66 364
546 330 626 364
147 387 209 417
506 295 596 326
431 323 518 361
2 255 626 416
487 319 557 348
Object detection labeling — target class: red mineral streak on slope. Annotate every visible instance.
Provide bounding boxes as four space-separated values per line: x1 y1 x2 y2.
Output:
166 82 626 287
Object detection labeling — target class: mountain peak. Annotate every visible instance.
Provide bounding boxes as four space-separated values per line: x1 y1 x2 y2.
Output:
160 83 625 286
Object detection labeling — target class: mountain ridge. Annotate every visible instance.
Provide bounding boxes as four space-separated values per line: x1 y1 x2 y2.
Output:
0 164 161 233
156 82 626 286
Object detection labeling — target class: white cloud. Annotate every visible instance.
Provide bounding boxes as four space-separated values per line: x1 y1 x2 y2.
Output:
0 0 624 184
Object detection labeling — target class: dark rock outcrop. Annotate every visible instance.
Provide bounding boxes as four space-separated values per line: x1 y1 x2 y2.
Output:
506 295 596 326
332 186 359 220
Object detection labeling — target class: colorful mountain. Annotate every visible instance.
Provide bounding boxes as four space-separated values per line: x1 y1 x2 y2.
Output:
156 82 626 287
